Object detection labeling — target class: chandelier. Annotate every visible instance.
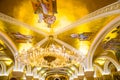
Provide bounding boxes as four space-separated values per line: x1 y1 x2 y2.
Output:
16 35 80 68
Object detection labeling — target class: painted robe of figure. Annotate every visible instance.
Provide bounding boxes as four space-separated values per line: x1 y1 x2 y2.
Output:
31 0 57 27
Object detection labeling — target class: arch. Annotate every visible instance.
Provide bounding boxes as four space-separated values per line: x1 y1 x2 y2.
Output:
93 64 103 75
7 66 13 75
13 61 25 72
40 67 73 77
10 77 17 80
94 57 111 76
98 56 120 71
103 60 110 75
45 70 69 75
26 65 32 76
87 16 120 70
78 64 84 76
93 64 103 77
0 61 6 74
32 67 38 78
70 65 79 78
0 31 18 60
105 50 116 55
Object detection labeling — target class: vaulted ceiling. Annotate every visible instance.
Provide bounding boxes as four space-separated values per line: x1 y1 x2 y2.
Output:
0 0 120 80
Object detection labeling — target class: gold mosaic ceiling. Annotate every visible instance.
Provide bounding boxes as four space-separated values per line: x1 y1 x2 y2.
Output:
0 0 118 54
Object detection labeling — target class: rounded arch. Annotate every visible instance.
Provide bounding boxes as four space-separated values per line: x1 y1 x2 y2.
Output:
103 60 110 74
93 64 103 77
32 67 38 78
13 61 25 72
7 66 13 75
98 56 120 71
0 31 18 60
93 55 111 75
78 64 84 76
0 61 6 74
26 65 32 75
10 77 17 80
93 64 103 74
87 16 120 70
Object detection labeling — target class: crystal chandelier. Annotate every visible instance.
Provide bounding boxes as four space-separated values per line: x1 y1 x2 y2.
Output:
16 35 80 68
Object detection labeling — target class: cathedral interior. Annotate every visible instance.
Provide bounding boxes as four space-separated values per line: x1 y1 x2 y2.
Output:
0 0 120 80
